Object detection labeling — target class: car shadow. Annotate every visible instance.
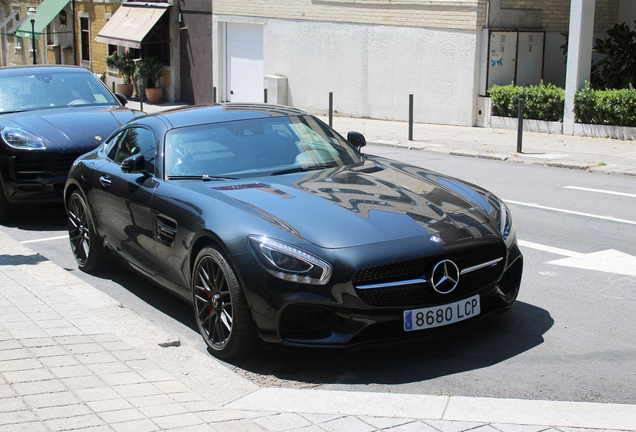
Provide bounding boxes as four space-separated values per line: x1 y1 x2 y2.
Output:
1 203 67 231
232 301 553 386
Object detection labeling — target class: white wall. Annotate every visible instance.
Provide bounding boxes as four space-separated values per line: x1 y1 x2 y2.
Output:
262 19 481 127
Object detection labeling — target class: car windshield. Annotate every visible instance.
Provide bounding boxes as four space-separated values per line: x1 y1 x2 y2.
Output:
165 115 363 179
0 71 118 114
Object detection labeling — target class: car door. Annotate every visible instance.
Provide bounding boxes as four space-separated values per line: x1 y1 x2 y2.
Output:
92 126 159 276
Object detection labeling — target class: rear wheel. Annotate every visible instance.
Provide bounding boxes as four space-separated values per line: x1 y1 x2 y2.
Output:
67 191 104 272
192 246 259 360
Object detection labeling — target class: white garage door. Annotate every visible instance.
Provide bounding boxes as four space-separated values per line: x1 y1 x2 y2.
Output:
226 23 264 103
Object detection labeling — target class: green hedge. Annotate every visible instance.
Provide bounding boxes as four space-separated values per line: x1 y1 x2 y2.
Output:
574 84 636 126
489 82 565 122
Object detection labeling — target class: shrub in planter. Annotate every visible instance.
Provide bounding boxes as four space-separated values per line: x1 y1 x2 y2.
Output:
574 84 636 126
134 57 164 103
489 82 565 122
106 52 136 85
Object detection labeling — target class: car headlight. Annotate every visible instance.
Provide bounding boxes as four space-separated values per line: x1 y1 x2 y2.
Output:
248 235 332 285
1 127 46 150
500 201 516 248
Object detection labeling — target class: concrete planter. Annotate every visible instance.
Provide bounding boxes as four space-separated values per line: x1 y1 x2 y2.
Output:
115 83 134 99
573 123 636 140
145 87 164 103
490 116 563 134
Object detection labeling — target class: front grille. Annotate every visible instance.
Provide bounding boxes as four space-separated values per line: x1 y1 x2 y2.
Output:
13 152 84 181
353 244 506 307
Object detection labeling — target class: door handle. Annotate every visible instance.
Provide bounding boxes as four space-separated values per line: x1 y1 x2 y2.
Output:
99 175 111 188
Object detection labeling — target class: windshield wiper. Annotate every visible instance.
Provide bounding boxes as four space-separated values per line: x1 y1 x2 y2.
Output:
271 165 337 176
167 175 238 181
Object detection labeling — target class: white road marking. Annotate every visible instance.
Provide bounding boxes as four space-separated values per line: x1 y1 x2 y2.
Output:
20 235 68 244
518 239 636 276
504 199 636 226
563 186 636 198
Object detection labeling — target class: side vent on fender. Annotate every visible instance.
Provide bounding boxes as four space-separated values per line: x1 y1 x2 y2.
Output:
156 216 177 245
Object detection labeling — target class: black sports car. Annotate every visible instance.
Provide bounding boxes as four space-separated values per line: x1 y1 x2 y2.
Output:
0 65 142 223
64 103 523 360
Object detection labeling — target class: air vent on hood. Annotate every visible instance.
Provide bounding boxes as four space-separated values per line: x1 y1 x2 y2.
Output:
213 183 268 191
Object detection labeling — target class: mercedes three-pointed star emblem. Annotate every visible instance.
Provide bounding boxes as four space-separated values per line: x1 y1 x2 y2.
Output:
430 259 460 294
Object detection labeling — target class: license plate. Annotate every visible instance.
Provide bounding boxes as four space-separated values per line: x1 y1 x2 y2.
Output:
404 295 480 331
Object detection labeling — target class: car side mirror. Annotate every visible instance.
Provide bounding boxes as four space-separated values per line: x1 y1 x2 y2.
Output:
114 93 128 106
121 154 148 176
347 131 366 150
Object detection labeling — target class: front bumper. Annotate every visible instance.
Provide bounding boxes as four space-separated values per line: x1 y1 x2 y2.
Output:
1 152 83 203
235 234 523 349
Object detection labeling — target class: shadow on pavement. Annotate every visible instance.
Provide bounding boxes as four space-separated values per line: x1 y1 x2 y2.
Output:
233 301 553 386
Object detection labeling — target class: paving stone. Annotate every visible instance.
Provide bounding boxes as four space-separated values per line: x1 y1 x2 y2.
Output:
138 403 190 418
0 421 49 432
210 419 268 432
62 375 106 390
75 352 120 365
0 339 21 350
360 416 419 429
138 369 175 382
28 345 68 357
0 358 42 372
252 412 313 431
150 412 206 429
489 424 549 432
33 403 93 420
45 326 84 337
0 384 16 399
44 413 106 431
194 409 246 423
164 424 218 432
110 418 161 432
113 383 162 398
63 342 105 355
74 387 122 403
320 416 377 432
6 328 49 339
0 347 30 361
40 354 81 368
99 408 147 424
87 398 135 413
0 398 28 413
54 335 95 345
90 334 122 344
168 392 206 403
37 319 72 329
153 380 192 394
181 401 223 412
12 379 67 396
385 421 440 431
87 361 132 375
127 394 176 408
425 420 487 432
24 391 82 408
111 349 147 362
2 368 55 383
19 337 57 348
49 364 94 379
101 371 146 386
0 409 38 426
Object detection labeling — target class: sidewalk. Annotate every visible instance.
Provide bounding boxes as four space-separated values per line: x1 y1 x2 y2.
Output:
2 220 636 428
126 100 636 176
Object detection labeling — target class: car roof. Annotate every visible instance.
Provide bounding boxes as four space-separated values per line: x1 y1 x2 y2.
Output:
0 65 93 78
148 103 311 129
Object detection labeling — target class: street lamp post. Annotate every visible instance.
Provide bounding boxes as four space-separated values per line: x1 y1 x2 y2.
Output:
27 7 37 65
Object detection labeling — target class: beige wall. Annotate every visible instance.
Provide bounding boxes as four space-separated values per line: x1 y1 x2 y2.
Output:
214 0 488 31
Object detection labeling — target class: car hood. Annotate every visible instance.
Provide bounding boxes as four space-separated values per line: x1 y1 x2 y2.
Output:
1 106 140 153
183 158 499 249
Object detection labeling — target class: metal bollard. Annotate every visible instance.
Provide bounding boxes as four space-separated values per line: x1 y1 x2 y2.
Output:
139 81 143 112
517 98 524 153
409 94 414 141
329 92 333 127
264 88 268 104
213 87 217 104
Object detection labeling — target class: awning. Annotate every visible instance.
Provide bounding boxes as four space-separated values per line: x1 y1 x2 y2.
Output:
95 5 168 49
14 0 71 40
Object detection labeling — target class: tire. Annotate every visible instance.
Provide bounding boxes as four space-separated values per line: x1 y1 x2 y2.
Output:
192 246 259 361
67 191 104 272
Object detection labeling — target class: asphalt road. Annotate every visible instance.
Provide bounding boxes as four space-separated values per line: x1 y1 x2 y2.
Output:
2 146 635 404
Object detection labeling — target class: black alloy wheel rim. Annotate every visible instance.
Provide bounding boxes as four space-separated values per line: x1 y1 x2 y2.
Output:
194 256 233 349
68 195 91 266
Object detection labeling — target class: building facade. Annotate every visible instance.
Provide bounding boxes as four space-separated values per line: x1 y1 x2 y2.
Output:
212 0 631 127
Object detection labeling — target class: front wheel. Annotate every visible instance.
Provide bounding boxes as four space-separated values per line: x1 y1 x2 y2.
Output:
192 246 259 360
67 191 104 272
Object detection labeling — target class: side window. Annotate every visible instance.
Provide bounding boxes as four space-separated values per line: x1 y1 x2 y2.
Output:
107 128 155 174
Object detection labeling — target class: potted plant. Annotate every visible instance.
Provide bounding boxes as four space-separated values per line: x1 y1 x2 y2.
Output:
134 57 164 103
106 51 136 98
